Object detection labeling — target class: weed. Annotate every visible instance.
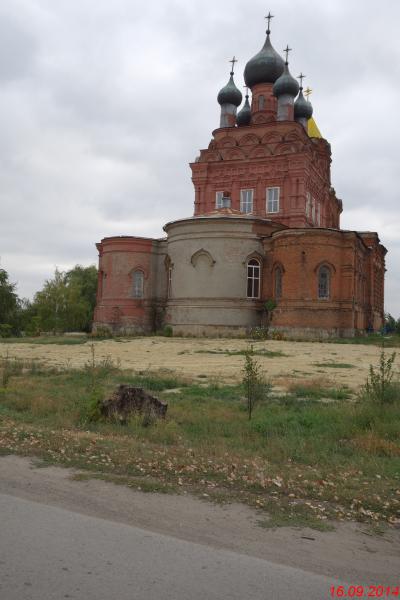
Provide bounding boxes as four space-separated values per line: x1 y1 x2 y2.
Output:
361 348 398 405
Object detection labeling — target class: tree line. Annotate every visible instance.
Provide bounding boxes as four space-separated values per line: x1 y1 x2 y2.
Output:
0 264 98 337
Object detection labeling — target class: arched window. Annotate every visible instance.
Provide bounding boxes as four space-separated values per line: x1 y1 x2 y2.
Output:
275 266 282 300
318 266 330 299
247 259 261 298
132 270 144 298
258 95 265 110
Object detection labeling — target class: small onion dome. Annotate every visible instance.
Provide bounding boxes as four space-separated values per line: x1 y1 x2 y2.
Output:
217 73 242 106
294 88 313 120
236 94 251 126
273 63 299 98
244 34 285 87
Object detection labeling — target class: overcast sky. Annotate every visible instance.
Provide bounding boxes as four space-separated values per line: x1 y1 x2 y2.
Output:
1 0 399 315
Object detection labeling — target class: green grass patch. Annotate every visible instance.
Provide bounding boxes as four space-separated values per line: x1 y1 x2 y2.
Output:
288 381 352 401
194 348 287 358
0 336 89 345
328 334 400 347
313 362 355 369
0 364 399 529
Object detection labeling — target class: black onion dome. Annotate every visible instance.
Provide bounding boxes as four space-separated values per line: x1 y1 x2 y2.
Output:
294 88 313 119
244 34 285 87
236 95 251 126
217 74 243 106
273 63 299 97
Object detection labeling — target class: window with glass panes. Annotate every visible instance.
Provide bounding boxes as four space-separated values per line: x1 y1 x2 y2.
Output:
318 266 330 299
266 187 280 213
247 259 261 298
215 191 224 208
133 270 144 298
240 189 253 213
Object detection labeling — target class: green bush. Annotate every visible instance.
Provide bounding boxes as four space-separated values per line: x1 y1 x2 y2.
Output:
362 348 399 405
0 324 12 338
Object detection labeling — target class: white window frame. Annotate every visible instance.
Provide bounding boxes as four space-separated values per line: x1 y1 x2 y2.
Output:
266 187 280 213
216 191 231 209
216 191 224 209
132 270 144 298
240 189 254 213
247 259 261 299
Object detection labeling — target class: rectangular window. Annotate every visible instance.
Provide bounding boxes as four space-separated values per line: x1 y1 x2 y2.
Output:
216 191 224 208
216 191 231 208
306 192 311 218
311 197 316 223
240 189 254 213
266 187 280 213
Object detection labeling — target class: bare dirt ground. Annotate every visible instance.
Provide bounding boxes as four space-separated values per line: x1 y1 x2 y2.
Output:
0 337 391 389
0 455 399 585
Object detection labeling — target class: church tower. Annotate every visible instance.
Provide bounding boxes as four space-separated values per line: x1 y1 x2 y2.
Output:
93 14 386 338
191 15 342 230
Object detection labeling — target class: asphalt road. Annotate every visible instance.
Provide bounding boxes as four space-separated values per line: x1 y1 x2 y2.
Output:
0 492 343 600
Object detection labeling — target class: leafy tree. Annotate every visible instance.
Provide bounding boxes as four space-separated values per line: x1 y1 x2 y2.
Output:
65 265 98 314
0 267 19 336
242 346 271 420
32 265 98 333
384 313 396 333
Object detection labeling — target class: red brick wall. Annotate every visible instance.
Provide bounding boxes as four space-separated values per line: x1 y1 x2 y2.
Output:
93 236 162 333
262 229 385 334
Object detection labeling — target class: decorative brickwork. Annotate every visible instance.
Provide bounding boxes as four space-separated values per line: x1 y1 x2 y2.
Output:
93 20 386 338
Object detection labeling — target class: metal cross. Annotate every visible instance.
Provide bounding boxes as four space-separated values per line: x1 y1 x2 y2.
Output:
297 72 306 88
283 45 292 63
229 56 238 74
243 84 249 97
265 11 274 33
304 86 313 99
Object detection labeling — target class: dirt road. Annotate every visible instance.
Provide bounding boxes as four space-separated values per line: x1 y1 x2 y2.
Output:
0 337 391 389
0 455 399 588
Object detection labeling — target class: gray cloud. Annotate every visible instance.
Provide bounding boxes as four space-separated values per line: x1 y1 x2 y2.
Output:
0 0 399 316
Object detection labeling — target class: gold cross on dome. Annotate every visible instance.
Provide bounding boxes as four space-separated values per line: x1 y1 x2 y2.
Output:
229 56 238 74
265 11 274 32
304 86 313 99
283 45 292 63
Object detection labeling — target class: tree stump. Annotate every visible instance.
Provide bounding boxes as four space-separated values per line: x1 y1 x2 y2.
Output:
101 385 167 424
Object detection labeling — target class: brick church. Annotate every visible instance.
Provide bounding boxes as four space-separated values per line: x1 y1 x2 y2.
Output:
93 17 386 339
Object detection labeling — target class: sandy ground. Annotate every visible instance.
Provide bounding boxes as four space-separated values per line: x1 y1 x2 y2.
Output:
0 455 399 585
0 337 394 390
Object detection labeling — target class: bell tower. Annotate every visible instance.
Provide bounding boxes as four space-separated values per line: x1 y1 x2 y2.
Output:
190 16 342 229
